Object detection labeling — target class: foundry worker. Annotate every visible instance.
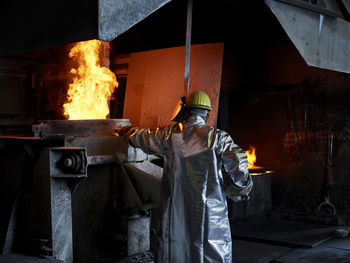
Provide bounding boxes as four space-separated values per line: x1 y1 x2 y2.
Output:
117 90 252 263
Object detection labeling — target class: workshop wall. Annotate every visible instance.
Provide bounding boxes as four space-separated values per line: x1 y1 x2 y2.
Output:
122 43 224 129
221 40 350 224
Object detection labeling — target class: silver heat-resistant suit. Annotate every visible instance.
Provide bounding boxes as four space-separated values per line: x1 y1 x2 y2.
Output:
123 115 253 263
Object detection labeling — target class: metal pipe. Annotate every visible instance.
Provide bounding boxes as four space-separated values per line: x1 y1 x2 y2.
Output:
184 0 193 96
87 155 117 166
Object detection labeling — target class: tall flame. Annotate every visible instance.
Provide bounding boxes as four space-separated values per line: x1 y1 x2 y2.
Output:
245 145 257 169
63 40 118 120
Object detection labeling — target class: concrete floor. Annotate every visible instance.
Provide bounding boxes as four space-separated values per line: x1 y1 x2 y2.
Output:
231 219 350 263
1 238 350 263
1 219 350 263
232 237 350 263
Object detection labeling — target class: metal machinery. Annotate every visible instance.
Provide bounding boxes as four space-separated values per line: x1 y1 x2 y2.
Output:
0 119 162 263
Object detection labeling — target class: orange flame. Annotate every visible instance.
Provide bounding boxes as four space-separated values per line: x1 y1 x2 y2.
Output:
63 40 118 120
245 145 257 169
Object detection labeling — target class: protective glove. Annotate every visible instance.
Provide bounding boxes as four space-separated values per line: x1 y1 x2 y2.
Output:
116 125 133 136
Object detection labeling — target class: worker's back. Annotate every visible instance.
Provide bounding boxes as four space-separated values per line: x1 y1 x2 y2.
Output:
121 95 252 263
155 115 232 263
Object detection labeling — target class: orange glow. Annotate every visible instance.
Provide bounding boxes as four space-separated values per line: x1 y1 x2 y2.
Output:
245 145 259 169
171 99 183 121
245 145 274 175
63 40 118 120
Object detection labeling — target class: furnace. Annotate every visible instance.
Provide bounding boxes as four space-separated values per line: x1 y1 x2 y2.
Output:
0 118 164 263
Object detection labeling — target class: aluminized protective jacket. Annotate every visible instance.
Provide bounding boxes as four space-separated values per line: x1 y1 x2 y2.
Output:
124 115 253 263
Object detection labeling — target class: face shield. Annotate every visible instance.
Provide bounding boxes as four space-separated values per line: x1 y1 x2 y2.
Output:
171 96 186 122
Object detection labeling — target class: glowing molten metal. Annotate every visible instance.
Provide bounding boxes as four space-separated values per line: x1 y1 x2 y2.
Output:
63 40 118 120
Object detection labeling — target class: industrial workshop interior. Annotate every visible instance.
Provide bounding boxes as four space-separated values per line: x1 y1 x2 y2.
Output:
1 0 350 262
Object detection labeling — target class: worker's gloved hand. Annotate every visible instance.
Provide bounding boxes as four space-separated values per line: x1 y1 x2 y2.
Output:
116 125 133 136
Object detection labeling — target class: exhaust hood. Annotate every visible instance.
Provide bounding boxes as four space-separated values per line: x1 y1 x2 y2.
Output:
0 0 171 56
266 0 350 73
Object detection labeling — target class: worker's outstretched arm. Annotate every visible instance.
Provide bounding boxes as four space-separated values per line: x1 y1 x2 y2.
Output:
117 125 170 157
217 131 253 201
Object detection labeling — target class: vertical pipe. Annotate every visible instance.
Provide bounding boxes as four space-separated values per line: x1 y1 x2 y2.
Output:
184 0 193 96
